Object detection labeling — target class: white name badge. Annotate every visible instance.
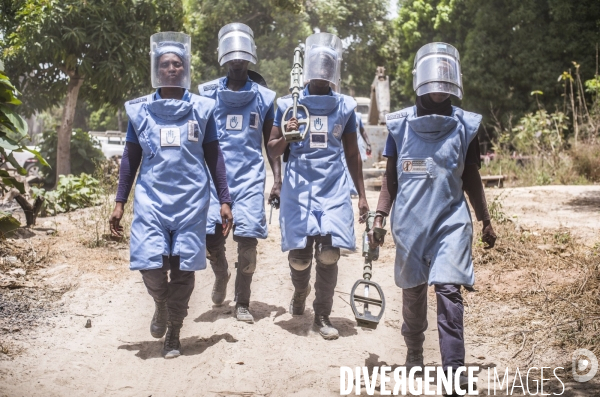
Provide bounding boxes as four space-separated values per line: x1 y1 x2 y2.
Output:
188 120 199 142
310 132 328 149
401 159 428 173
160 128 181 147
310 115 328 134
226 115 243 130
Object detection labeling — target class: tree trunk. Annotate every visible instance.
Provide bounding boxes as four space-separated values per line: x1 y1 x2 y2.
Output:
14 195 44 227
56 74 84 185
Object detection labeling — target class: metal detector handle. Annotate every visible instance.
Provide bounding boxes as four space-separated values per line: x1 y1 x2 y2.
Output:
281 102 310 142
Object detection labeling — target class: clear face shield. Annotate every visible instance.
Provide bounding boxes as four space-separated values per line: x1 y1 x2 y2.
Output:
303 33 343 91
218 23 257 66
150 32 191 90
412 42 463 99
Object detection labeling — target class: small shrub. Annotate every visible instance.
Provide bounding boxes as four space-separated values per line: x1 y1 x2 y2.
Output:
39 128 105 186
571 143 600 182
488 193 509 224
32 174 103 216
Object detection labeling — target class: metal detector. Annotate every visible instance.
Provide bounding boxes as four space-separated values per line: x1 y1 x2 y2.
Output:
350 211 387 329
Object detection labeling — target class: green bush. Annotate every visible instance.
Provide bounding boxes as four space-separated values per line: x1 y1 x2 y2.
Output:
39 128 105 186
32 174 103 216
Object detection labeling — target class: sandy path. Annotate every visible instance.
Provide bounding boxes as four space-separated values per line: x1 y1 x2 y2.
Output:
1 178 598 396
486 185 600 242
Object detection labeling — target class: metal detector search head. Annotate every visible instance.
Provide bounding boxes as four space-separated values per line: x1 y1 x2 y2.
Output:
350 279 385 329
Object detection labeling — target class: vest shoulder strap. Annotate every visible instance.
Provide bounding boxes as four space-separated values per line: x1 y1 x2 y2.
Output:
198 78 221 99
453 107 482 144
124 94 153 134
256 84 276 111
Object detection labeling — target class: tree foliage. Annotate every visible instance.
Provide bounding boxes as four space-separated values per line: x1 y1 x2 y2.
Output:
185 0 391 97
0 63 48 236
391 0 600 128
2 0 183 112
1 0 183 177
38 128 105 186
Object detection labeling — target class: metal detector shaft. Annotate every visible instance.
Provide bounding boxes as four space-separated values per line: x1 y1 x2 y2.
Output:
281 47 310 142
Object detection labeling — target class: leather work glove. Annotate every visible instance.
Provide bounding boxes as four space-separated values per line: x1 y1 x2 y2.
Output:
482 220 497 249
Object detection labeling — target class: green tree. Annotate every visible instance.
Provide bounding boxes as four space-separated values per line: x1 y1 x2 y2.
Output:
1 0 182 181
306 0 392 97
391 0 600 129
184 0 391 97
184 0 309 95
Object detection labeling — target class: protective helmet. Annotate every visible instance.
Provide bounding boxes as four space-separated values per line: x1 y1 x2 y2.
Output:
218 23 257 66
303 32 343 91
150 32 191 89
413 42 463 99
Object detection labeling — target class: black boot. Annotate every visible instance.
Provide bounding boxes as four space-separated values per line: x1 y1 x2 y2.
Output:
162 321 183 359
289 285 311 316
404 348 424 372
212 270 231 306
150 299 168 338
313 315 339 340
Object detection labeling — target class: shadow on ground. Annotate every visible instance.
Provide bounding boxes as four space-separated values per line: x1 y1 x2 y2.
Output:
566 191 600 211
117 333 238 360
275 313 358 338
193 301 286 323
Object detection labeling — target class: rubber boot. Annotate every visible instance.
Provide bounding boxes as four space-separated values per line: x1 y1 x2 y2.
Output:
314 315 339 340
162 321 183 359
289 284 311 316
150 299 168 338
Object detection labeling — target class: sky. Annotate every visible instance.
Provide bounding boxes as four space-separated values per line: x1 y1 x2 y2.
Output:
388 0 398 19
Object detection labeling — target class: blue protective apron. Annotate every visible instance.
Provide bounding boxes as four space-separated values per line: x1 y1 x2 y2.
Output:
199 78 276 239
276 91 357 251
386 106 482 288
125 92 216 271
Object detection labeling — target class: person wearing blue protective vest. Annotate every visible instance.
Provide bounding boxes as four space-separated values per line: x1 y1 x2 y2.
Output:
268 32 369 340
109 32 233 359
369 43 497 392
198 23 280 324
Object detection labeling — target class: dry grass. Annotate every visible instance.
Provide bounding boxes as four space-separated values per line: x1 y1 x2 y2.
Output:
466 218 600 373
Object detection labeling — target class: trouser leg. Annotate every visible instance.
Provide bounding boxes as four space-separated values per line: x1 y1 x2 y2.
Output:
288 237 315 291
165 256 195 322
401 283 428 350
140 259 169 302
313 235 340 317
233 235 258 306
435 284 465 371
140 256 195 322
206 224 228 277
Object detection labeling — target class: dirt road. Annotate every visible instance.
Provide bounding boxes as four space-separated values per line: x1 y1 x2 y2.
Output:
0 179 598 396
